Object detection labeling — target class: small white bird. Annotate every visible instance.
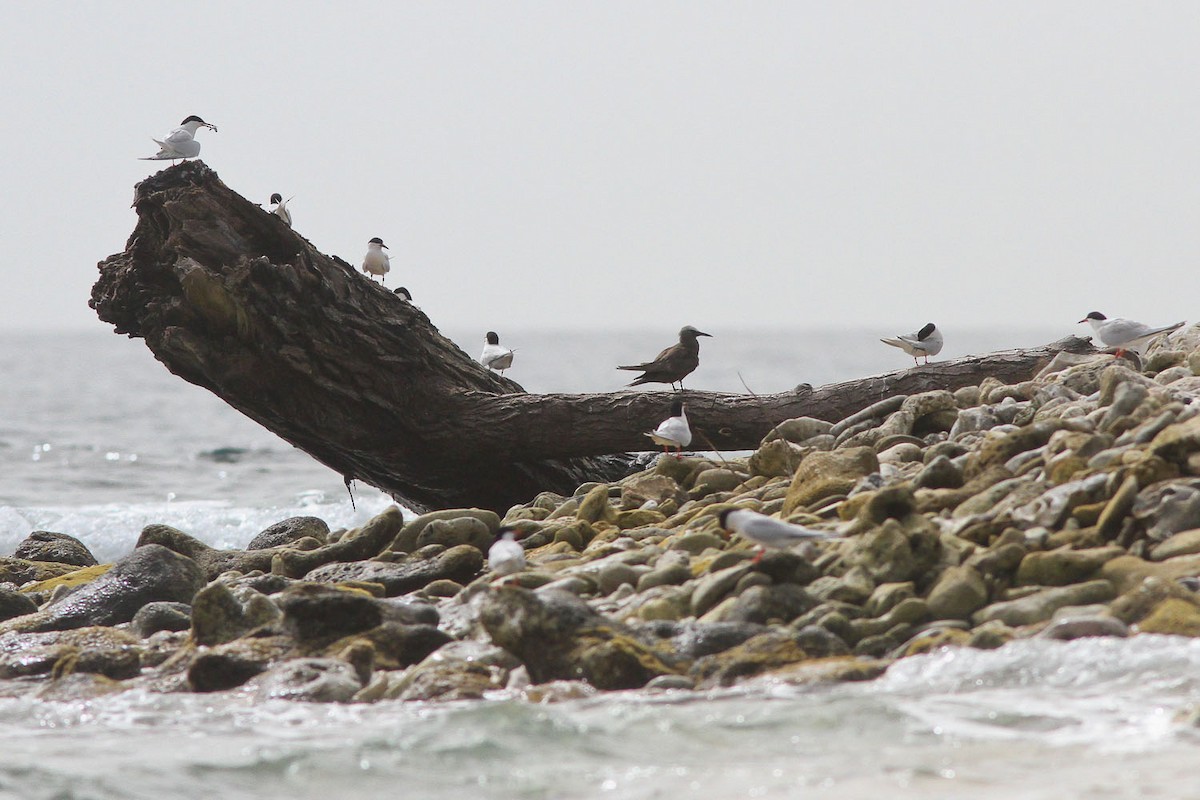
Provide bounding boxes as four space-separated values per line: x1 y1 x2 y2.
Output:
645 400 691 459
479 331 514 374
361 237 391 283
717 508 836 563
488 527 526 576
140 115 217 161
881 323 943 365
1078 311 1184 356
269 193 292 227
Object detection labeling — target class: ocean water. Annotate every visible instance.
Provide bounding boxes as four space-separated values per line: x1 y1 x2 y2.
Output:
5 326 1200 799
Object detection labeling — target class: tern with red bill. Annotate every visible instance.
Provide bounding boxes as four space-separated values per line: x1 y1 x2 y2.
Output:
1078 312 1184 357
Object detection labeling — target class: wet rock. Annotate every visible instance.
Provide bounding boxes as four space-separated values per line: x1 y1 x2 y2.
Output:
655 621 768 659
1 545 204 635
131 601 192 638
14 531 98 567
244 657 363 702
0 627 142 680
0 587 38 623
926 565 988 620
247 516 330 550
187 637 293 692
390 657 502 701
1015 546 1124 587
479 586 683 689
1011 473 1107 529
347 622 452 670
691 627 848 688
275 584 383 644
190 581 281 645
391 508 498 553
1040 615 1129 640
971 579 1116 627
302 545 483 596
783 447 880 512
275 507 407 576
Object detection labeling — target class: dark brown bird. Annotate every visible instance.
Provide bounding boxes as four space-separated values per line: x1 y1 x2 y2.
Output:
618 326 712 390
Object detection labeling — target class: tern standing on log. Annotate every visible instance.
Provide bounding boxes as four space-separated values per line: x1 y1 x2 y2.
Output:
718 508 837 563
880 323 943 365
1078 312 1184 356
269 193 292 227
140 115 217 161
488 527 525 576
645 400 691 458
618 325 711 390
479 331 514 374
361 237 391 283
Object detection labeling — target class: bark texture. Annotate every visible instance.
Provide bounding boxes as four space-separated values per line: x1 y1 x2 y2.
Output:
91 161 1097 512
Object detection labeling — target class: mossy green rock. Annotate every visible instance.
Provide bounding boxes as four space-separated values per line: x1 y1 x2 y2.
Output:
926 565 989 620
480 586 683 689
971 579 1116 627
1015 546 1124 587
576 485 618 524
1137 598 1200 636
391 508 498 554
784 447 879 513
848 518 941 584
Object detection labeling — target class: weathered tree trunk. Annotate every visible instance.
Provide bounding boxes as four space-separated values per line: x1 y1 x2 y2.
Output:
91 162 1096 512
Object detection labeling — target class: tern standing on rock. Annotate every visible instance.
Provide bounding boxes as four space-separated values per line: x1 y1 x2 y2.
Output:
488 527 525 576
1078 312 1184 357
718 508 837 563
361 237 391 283
479 331 514 374
880 323 943 365
141 115 217 161
645 400 691 458
269 193 292 227
618 325 711 390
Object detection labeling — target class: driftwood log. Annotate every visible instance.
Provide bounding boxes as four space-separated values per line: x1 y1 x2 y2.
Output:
91 162 1097 512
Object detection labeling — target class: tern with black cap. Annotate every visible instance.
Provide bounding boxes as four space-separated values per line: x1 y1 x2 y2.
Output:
881 323 943 365
361 237 391 283
1078 312 1184 357
141 115 217 161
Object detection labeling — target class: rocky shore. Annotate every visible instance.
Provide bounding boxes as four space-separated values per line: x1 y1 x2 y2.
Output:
5 330 1200 704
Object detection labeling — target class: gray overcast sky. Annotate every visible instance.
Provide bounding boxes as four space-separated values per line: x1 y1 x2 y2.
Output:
2 2 1198 334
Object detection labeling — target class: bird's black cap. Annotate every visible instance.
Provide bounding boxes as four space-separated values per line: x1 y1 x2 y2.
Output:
917 323 936 340
486 331 500 345
368 237 387 248
270 193 283 204
394 286 412 301
181 115 208 125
